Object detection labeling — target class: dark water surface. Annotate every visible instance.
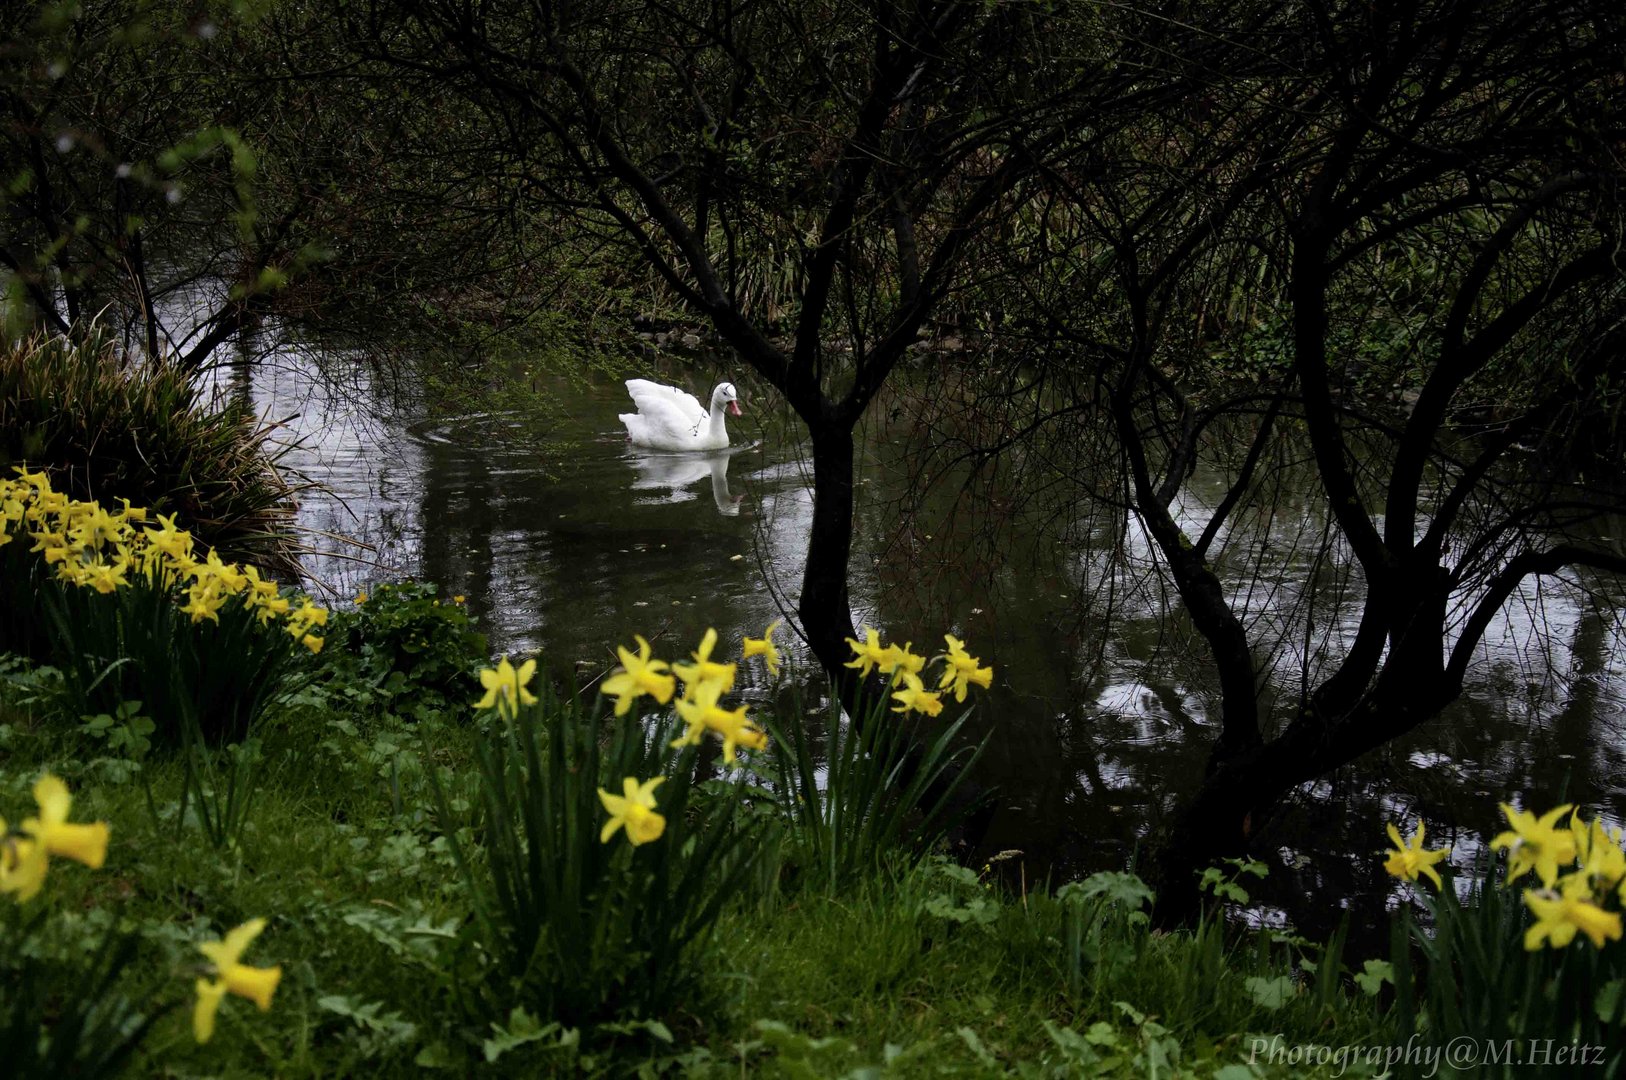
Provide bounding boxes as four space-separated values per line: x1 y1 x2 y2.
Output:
238 346 1626 940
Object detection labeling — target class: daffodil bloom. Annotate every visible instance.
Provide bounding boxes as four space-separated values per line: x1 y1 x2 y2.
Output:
474 656 539 718
69 504 123 549
600 635 677 716
240 565 281 609
937 634 993 702
285 598 329 640
1491 804 1576 887
707 706 770 765
144 513 193 561
598 777 666 845
844 627 891 677
194 918 282 1043
881 643 926 681
198 550 249 593
672 679 765 763
453 594 466 604
1382 820 1450 889
891 671 945 717
11 466 51 492
672 628 737 692
182 580 226 624
28 529 66 558
1523 875 1624 951
253 595 292 625
0 774 111 903
83 559 129 594
0 821 40 898
1571 816 1626 896
742 620 783 676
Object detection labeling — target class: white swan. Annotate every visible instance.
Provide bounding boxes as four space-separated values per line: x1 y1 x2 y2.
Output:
619 379 740 452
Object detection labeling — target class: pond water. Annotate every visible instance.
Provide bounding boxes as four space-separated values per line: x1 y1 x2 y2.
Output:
233 343 1626 939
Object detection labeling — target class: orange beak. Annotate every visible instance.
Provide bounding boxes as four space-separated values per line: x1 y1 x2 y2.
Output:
727 400 742 416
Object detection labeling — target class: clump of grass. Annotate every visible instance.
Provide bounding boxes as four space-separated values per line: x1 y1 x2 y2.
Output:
0 329 300 577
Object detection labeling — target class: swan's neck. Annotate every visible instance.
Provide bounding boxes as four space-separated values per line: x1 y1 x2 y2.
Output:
707 402 729 440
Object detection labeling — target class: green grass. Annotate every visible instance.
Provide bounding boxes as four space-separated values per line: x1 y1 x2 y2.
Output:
0 651 1405 1078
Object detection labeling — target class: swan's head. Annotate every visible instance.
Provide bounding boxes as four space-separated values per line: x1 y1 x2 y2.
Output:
715 382 742 417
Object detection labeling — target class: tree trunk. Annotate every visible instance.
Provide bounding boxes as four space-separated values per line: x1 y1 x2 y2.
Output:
1150 673 1460 926
798 420 861 692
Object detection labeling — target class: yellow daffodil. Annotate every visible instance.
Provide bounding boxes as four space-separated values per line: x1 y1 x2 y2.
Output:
474 656 539 719
598 776 666 845
672 628 737 692
69 504 123 549
844 627 891 677
672 679 766 763
0 820 40 898
252 594 291 625
600 635 677 716
197 550 249 594
0 774 111 903
83 559 129 594
1571 816 1626 896
707 706 770 765
1524 875 1623 951
182 580 226 624
881 643 926 681
742 620 783 676
194 918 282 1043
144 512 193 561
453 594 466 604
28 529 66 559
284 599 329 644
890 671 945 717
1382 820 1451 889
354 591 369 605
937 634 993 702
1491 804 1576 887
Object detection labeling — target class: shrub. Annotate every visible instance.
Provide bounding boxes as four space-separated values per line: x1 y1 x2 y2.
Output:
314 583 485 721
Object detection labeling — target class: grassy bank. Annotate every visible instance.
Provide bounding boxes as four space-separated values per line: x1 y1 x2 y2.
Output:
3 472 1621 1077
0 656 1399 1077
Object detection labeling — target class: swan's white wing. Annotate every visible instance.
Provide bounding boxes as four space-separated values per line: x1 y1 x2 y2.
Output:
625 379 708 427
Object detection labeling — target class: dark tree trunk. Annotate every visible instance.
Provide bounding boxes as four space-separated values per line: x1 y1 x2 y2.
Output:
798 419 861 696
1150 662 1462 927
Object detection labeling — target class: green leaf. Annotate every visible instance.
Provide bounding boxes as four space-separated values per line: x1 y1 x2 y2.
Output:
482 1007 562 1063
1058 871 1156 910
1596 980 1624 1024
1213 1065 1259 1080
1353 959 1394 997
414 1042 458 1069
1244 975 1297 1010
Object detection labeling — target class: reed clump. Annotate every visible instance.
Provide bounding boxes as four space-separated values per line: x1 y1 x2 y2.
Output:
0 329 300 578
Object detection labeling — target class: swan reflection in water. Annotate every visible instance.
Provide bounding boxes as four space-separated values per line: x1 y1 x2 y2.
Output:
624 449 743 516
